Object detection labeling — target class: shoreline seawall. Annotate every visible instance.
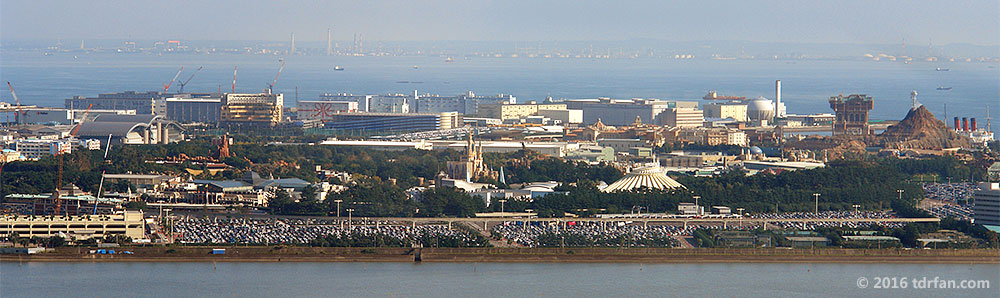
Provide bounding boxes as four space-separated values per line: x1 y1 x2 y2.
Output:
3 247 997 264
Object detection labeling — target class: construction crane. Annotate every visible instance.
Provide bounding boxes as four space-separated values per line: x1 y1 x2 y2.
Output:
267 59 285 94
93 133 113 215
55 103 93 215
7 81 23 125
0 82 22 179
231 66 238 93
176 66 203 93
162 66 184 93
69 104 93 136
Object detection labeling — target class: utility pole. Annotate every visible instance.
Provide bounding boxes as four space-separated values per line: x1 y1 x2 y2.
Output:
333 199 342 217
897 189 904 201
736 208 744 228
498 199 506 220
813 193 821 214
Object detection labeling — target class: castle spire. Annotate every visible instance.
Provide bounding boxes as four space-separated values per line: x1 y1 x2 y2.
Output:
467 128 475 160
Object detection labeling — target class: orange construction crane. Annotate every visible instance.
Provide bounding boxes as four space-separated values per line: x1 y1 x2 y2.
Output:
162 66 184 93
69 104 93 136
7 81 23 125
231 66 238 93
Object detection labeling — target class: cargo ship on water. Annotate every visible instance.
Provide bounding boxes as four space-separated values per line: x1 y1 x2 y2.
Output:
702 90 746 100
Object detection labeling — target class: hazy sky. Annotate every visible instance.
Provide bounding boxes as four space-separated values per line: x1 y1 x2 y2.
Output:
2 0 998 45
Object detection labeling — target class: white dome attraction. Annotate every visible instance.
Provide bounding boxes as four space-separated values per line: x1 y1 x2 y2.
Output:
601 167 685 193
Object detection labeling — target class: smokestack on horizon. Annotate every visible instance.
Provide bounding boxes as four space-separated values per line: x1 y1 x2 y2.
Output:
955 117 960 130
971 118 977 131
962 117 969 131
775 80 781 119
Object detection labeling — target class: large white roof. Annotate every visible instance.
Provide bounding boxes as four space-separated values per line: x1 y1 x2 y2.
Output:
601 167 685 193
747 97 774 112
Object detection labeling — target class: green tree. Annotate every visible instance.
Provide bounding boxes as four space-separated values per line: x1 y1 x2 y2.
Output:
125 201 148 210
300 185 317 202
419 187 484 217
327 177 415 217
46 236 67 248
268 189 295 215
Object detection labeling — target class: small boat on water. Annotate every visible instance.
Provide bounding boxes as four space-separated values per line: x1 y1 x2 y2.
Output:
412 65 419 69
935 67 949 71
936 87 952 91
445 57 455 63
334 66 344 71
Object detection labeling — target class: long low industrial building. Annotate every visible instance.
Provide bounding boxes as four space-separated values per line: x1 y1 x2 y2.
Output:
16 107 137 125
319 140 434 150
741 160 826 171
316 138 578 156
437 141 579 157
321 112 460 132
164 96 222 123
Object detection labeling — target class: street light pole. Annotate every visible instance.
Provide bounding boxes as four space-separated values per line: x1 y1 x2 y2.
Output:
736 208 744 227
693 195 701 216
853 204 860 213
812 193 820 214
346 208 355 228
897 189 904 201
333 199 342 218
498 199 507 221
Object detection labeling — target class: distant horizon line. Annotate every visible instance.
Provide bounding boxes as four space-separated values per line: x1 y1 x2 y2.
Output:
2 38 998 48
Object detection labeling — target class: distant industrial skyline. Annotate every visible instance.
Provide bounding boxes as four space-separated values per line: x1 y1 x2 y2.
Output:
1 0 998 46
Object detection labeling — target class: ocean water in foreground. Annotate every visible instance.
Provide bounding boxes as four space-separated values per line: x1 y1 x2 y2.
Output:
1 262 996 297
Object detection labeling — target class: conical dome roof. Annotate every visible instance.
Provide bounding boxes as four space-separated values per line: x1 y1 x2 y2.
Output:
602 167 685 193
